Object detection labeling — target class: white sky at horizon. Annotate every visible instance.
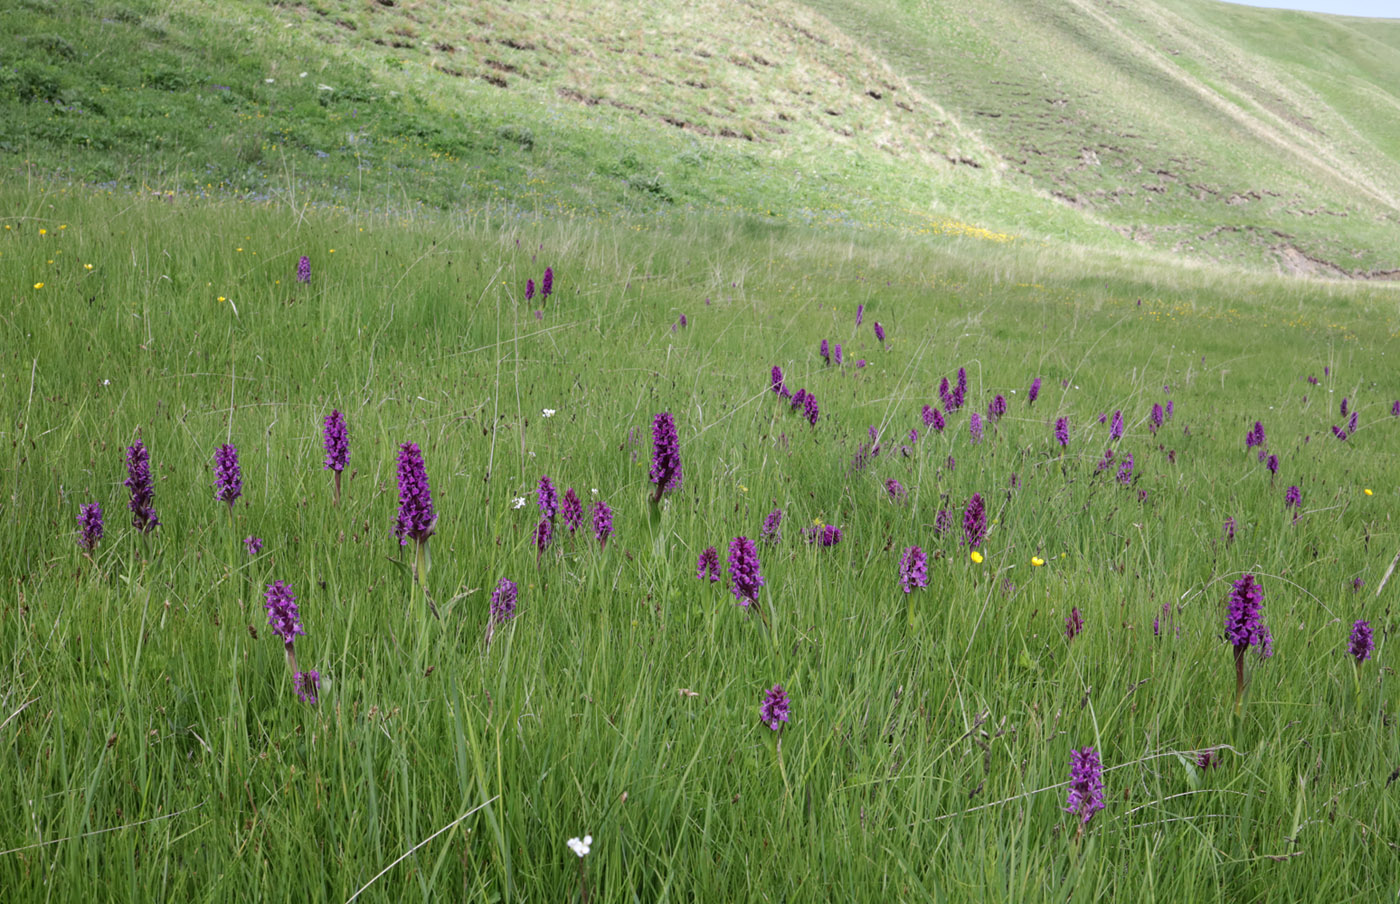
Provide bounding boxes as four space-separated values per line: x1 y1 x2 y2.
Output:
1219 0 1400 17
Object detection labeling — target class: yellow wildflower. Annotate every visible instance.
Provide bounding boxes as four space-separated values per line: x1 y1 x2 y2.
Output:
970 550 984 564
33 282 43 289
1031 556 1045 567
1364 488 1373 496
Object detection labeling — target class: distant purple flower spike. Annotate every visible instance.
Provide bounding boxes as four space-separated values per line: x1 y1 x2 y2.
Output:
77 503 103 552
1109 410 1124 442
1392 400 1400 417
952 368 967 410
264 580 305 646
1065 747 1105 827
650 412 683 497
988 394 1006 422
244 536 263 556
1349 620 1373 664
770 366 785 395
909 428 919 444
820 339 830 364
1246 421 1265 449
969 412 984 444
592 499 613 549
834 344 843 366
1285 485 1301 509
759 684 790 730
1223 517 1236 544
856 359 866 369
1150 403 1164 433
727 536 764 606
945 454 956 472
1116 452 1134 486
294 670 320 704
490 578 518 623
939 378 953 410
697 546 721 582
323 410 349 472
1165 400 1174 419
790 388 807 411
296 255 311 284
1065 607 1084 640
1028 377 1041 406
1348 411 1358 434
761 509 783 543
534 518 553 553
538 475 559 520
541 266 553 299
899 546 927 593
1096 448 1114 472
803 393 819 426
855 304 864 326
1266 454 1278 475
874 322 885 343
124 441 159 533
1225 573 1271 656
963 493 986 548
1352 576 1365 593
562 488 583 532
525 278 535 301
1055 417 1069 448
393 442 436 545
1340 397 1349 416
214 444 243 507
886 478 907 502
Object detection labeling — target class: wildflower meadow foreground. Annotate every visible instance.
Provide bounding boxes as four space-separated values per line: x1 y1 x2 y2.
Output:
2 187 1399 902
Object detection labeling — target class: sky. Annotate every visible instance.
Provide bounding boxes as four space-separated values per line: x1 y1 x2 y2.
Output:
1220 0 1399 16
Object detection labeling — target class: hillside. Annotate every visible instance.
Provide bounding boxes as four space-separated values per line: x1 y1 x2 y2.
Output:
2 0 1397 275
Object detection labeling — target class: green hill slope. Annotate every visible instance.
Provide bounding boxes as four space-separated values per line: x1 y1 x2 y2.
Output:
2 0 1396 275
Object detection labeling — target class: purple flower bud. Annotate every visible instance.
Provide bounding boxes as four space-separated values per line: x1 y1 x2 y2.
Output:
1348 620 1373 664
1096 448 1114 472
770 366 785 395
934 509 952 535
885 478 907 502
697 546 721 582
1150 403 1164 433
525 278 535 301
541 266 553 299
393 442 436 545
834 344 843 366
244 535 263 556
1065 607 1084 640
1065 747 1105 826
562 488 583 532
77 502 103 551
1028 377 1041 406
874 321 885 343
1341 397 1349 416
855 304 864 326
1348 411 1358 434
969 412 983 444
124 440 160 533
323 410 349 472
1223 517 1236 544
1110 410 1124 442
899 546 927 593
214 444 243 507
296 255 311 284
538 475 559 520
490 577 517 623
1392 400 1400 417
759 684 790 730
591 499 613 548
1225 573 1271 655
534 518 553 553
293 670 320 704
963 493 986 548
820 339 830 364
727 536 764 606
1165 400 1174 419
1246 421 1265 449
1116 452 1134 486
1055 417 1069 448
988 394 1006 422
908 427 919 444
1266 454 1278 475
939 378 952 410
650 412 683 495
264 580 305 646
1285 485 1302 509
761 508 784 543
803 393 819 426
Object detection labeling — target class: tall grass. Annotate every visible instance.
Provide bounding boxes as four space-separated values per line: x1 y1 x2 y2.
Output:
0 184 1397 901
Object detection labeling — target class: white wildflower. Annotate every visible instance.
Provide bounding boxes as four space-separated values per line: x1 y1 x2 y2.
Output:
566 835 592 858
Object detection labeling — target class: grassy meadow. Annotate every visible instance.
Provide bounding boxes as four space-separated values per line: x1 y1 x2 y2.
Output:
1 182 1399 901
